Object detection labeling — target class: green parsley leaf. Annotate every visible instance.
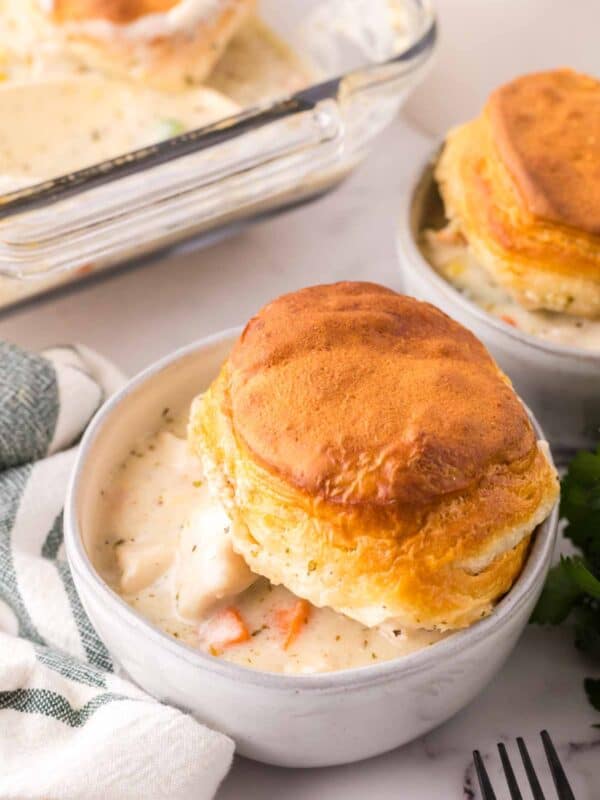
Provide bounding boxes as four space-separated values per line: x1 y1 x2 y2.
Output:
530 559 582 625
561 445 600 573
573 603 600 660
532 446 600 716
563 556 600 599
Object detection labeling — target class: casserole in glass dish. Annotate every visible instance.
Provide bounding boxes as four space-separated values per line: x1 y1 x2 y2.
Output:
0 0 435 309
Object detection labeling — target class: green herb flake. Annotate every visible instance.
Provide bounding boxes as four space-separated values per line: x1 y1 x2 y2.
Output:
158 118 186 140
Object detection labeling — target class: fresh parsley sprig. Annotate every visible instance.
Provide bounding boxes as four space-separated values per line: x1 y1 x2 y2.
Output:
531 445 600 714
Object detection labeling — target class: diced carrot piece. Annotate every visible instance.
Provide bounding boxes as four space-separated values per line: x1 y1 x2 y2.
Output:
500 314 518 327
274 599 311 650
200 607 250 655
75 262 95 277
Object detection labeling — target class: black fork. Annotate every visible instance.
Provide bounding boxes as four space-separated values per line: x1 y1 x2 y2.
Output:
473 730 575 799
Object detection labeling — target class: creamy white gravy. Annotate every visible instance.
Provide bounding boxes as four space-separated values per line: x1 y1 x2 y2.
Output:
423 232 600 352
92 418 444 674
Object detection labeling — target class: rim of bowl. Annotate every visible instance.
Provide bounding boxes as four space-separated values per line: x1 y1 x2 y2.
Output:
402 0 437 54
386 0 437 71
65 327 559 694
397 147 600 365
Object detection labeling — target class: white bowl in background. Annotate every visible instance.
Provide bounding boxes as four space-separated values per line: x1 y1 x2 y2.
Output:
397 153 600 461
65 328 559 768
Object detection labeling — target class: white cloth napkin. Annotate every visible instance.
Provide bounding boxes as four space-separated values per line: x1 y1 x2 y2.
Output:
0 342 234 800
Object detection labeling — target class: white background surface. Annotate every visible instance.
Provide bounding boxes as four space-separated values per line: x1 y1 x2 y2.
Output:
2 1 600 797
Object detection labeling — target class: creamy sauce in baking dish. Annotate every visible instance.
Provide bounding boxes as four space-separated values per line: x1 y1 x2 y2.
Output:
91 415 444 674
0 77 238 186
422 232 600 352
0 1 310 180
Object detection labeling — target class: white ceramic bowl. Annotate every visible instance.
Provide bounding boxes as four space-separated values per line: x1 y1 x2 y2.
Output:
397 152 600 462
65 328 559 768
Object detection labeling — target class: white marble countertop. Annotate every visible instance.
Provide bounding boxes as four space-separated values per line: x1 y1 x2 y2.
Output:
2 2 600 794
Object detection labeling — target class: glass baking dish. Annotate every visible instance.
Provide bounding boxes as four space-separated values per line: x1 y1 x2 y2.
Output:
0 0 436 310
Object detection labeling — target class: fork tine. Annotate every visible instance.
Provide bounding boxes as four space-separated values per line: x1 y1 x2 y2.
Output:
473 750 498 800
517 737 546 800
498 742 523 800
540 731 575 800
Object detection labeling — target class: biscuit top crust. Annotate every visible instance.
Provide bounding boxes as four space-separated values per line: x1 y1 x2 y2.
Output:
51 0 180 24
227 282 536 508
488 68 600 235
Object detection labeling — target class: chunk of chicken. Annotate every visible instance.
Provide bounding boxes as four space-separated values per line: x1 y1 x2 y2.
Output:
174 501 256 621
116 539 175 595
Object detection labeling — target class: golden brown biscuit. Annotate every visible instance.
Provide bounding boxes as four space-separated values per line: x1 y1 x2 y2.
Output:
33 0 256 91
189 282 558 631
436 69 600 317
52 1 179 23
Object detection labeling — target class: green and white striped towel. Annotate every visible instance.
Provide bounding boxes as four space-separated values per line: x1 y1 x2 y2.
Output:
0 342 234 800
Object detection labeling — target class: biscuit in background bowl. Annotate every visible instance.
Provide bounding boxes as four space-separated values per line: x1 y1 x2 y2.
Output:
435 68 600 320
397 68 600 457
